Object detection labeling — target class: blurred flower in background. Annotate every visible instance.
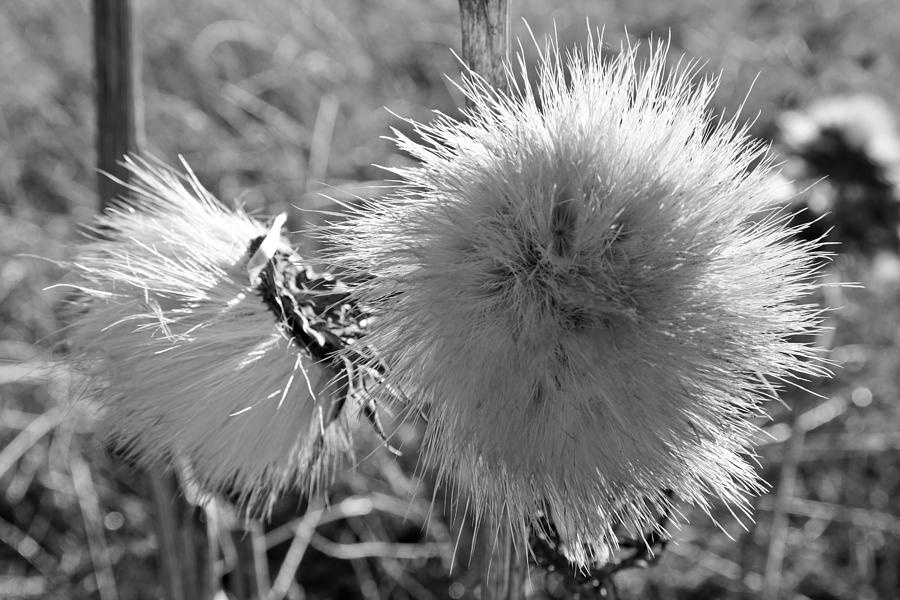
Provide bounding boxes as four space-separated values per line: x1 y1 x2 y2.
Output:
778 94 900 255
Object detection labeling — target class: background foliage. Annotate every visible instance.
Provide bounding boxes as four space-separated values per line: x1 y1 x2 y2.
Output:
2 0 900 598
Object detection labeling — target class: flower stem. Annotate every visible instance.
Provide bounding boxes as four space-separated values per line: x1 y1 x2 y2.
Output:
456 1 524 596
478 522 525 600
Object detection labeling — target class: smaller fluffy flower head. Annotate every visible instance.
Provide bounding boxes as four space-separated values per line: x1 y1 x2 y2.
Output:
63 157 367 509
328 36 827 563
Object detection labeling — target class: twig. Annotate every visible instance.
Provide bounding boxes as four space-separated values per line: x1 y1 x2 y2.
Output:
0 406 64 480
266 500 324 600
309 534 452 560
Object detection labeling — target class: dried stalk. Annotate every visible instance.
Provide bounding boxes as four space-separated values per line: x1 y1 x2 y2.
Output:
456 1 521 598
93 3 215 599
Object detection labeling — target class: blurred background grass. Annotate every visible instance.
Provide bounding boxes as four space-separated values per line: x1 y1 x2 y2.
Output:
3 0 900 598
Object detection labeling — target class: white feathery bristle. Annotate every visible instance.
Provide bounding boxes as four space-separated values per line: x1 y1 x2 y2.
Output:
63 156 349 508
324 34 830 564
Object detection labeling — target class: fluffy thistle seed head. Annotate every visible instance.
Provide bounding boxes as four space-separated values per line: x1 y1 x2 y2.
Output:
326 35 828 564
62 157 359 509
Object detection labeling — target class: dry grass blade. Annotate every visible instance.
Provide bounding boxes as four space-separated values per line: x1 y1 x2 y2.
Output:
148 474 188 600
68 440 119 600
307 94 339 193
757 496 900 536
346 546 380 600
0 360 58 386
762 423 805 600
667 539 762 587
250 520 272 599
266 499 324 600
374 555 440 600
309 534 452 560
0 408 44 431
265 494 434 550
0 515 58 575
0 406 64 480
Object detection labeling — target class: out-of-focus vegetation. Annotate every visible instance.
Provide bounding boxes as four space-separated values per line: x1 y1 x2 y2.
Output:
3 0 900 598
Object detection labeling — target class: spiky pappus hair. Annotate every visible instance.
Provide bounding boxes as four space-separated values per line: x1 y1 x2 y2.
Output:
324 35 830 565
62 156 372 509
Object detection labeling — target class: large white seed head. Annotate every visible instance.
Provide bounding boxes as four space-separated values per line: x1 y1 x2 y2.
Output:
326 36 828 564
63 157 349 509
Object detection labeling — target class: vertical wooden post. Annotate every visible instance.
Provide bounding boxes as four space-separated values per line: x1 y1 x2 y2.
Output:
93 4 215 599
93 0 137 207
458 0 509 96
456 2 523 598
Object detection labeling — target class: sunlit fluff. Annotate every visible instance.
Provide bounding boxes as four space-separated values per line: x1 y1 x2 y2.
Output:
326 36 828 564
63 157 349 508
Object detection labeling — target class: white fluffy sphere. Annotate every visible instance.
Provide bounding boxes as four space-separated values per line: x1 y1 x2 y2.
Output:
326 37 828 563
